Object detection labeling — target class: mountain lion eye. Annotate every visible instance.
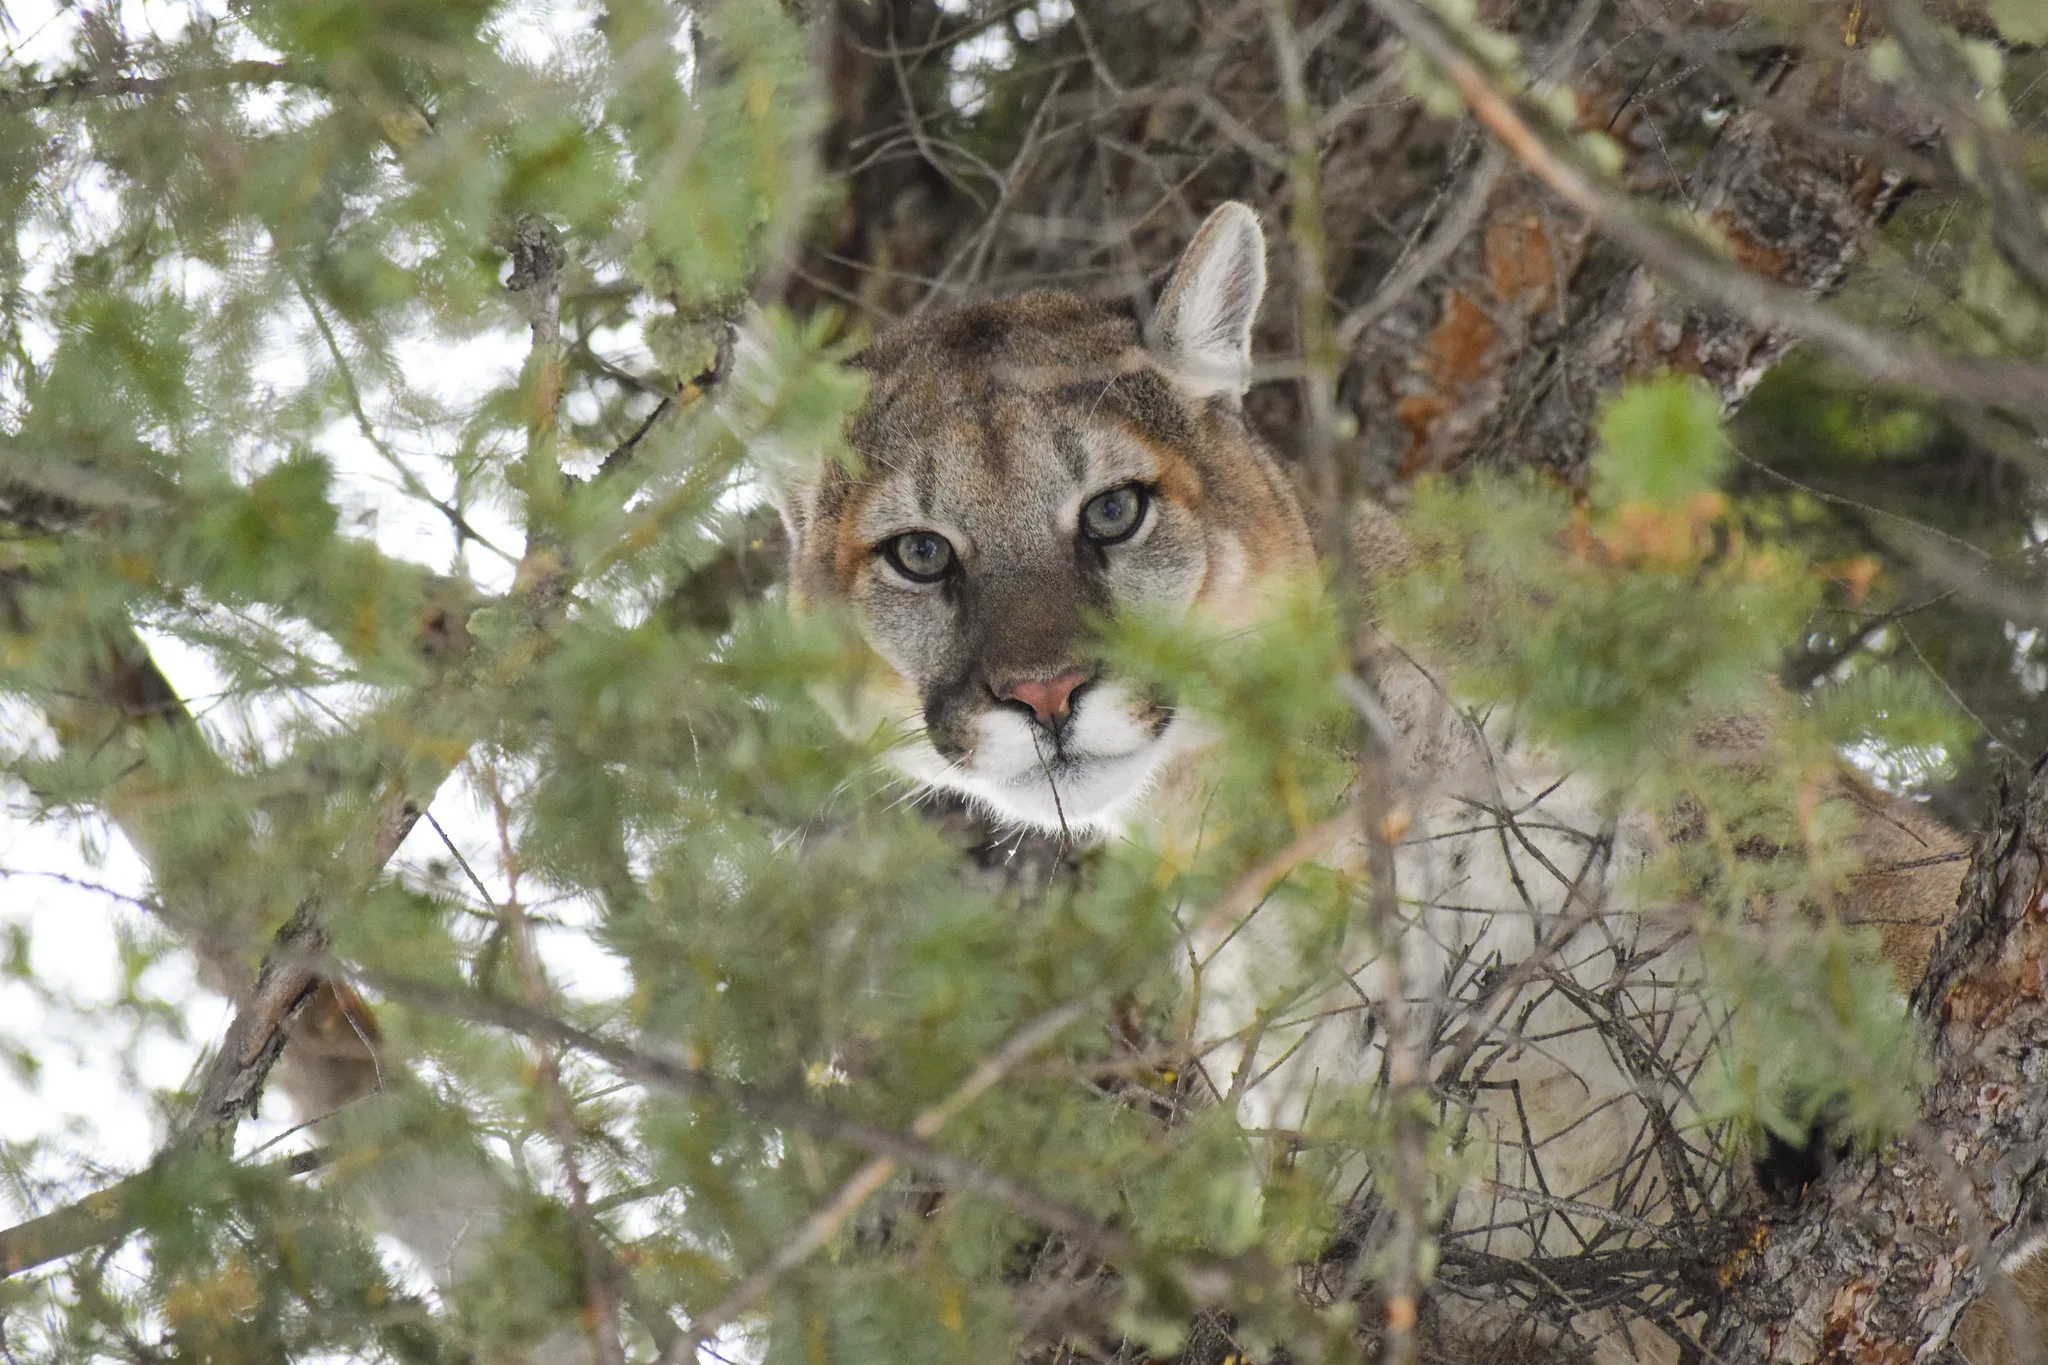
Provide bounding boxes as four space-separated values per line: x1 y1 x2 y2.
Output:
1080 484 1148 544
882 530 956 582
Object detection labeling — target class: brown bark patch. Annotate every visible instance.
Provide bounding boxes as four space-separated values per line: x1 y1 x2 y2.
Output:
1661 319 1705 375
1821 1278 1915 1365
1393 287 1507 479
1571 86 1610 131
1485 216 1557 308
1713 210 1797 279
1941 880 2048 1030
1397 393 1455 479
1424 291 1502 383
1848 162 1894 210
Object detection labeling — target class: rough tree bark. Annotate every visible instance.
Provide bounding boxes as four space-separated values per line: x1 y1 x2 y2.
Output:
1703 753 2048 1364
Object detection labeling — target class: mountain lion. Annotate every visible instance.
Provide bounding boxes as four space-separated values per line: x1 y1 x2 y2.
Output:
760 204 2008 1361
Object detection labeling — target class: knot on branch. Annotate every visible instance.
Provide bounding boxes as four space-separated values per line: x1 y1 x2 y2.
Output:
182 902 334 1146
504 215 565 296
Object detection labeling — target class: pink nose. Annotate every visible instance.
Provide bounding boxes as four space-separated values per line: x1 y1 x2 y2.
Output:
1003 671 1090 726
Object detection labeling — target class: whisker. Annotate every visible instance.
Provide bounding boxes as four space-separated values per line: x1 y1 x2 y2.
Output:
1032 731 1074 865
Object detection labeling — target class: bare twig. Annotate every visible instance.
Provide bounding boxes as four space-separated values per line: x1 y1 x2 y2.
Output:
1871 0 2048 298
482 764 627 1365
1264 0 1348 559
1351 672 1427 1364
1335 143 1507 350
298 279 517 564
1191 813 1362 941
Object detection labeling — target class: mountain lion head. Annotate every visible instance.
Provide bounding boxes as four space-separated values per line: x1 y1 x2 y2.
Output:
765 204 1315 834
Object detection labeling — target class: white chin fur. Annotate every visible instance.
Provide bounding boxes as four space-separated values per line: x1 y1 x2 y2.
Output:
890 680 1191 836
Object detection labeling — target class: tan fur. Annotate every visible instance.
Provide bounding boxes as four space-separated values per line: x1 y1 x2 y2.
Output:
1961 1264 2048 1365
757 204 2013 1358
1839 778 1970 987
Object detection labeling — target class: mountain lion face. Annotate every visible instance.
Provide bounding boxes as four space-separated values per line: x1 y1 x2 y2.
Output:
768 204 1314 833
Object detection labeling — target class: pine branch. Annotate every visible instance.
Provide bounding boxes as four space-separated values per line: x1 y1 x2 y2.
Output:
0 1151 326 1280
0 60 312 115
657 998 1098 1361
0 372 735 1284
359 967 1127 1258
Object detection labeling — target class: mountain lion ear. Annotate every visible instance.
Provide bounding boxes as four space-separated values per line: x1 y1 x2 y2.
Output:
1151 202 1266 401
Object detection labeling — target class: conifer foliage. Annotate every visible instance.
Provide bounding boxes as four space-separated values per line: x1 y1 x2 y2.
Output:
2 2 2046 1364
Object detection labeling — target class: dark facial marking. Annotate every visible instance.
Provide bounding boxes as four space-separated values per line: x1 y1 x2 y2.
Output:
972 375 1005 478
1054 426 1088 481
915 445 937 517
920 669 982 761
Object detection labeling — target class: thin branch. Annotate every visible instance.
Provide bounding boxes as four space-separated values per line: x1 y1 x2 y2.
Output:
1335 142 1507 350
1350 671 1428 1363
1190 812 1362 941
1621 0 1951 187
1782 590 1957 692
0 60 310 115
915 66 1075 312
482 764 627 1365
1871 0 2048 298
298 281 516 565
359 968 1130 1259
1264 0 1347 560
592 320 732 482
659 998 1098 1362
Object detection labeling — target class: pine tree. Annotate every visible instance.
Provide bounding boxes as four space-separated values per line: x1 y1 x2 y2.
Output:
3 2 2047 1363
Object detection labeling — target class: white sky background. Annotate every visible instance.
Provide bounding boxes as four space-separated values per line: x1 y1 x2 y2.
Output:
0 0 638 1306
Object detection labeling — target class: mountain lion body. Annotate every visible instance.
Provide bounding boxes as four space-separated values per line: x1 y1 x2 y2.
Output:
762 206 1991 1360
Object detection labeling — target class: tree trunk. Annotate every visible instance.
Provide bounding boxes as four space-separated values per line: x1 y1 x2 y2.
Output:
1704 753 2048 1363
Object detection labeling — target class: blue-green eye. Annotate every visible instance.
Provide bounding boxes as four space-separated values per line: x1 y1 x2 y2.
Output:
882 530 955 582
1080 484 1148 543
